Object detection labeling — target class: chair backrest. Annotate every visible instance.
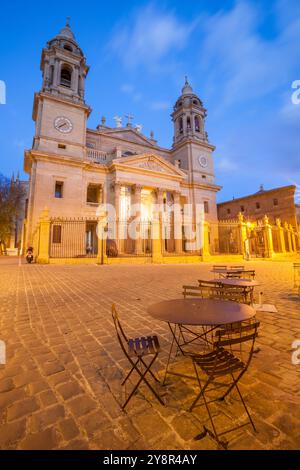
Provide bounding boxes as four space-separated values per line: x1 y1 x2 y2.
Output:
183 284 223 299
230 265 245 270
215 321 259 346
112 304 130 356
213 265 227 270
241 270 255 279
219 284 251 303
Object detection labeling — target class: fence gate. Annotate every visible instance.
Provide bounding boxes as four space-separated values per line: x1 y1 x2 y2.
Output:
249 226 265 257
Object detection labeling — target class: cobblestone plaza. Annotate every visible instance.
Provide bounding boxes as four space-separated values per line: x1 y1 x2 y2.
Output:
0 258 299 450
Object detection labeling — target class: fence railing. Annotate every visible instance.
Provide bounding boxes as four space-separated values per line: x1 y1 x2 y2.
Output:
49 218 98 258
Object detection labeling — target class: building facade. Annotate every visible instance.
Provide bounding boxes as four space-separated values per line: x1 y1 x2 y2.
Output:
23 21 221 260
217 185 299 229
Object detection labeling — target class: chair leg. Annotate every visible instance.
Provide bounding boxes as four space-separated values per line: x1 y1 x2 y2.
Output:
139 356 160 383
191 364 225 449
234 381 256 432
122 359 139 386
122 353 164 409
189 361 211 412
163 325 178 385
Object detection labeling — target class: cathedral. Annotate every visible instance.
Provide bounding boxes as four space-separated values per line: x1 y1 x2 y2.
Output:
24 20 221 260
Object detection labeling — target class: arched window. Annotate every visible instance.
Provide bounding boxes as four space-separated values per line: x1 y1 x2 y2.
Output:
195 116 200 132
63 44 73 52
187 116 191 129
60 66 72 88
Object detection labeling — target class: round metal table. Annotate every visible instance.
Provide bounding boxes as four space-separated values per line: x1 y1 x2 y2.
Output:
148 298 256 326
148 298 256 383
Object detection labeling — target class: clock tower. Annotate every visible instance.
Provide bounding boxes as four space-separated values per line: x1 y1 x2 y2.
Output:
32 19 91 159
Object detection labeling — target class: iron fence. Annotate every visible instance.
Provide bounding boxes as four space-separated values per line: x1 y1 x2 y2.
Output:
49 218 98 258
106 221 152 257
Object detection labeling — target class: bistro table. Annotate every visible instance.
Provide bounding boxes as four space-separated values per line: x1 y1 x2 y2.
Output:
208 278 259 288
147 298 256 383
208 278 260 303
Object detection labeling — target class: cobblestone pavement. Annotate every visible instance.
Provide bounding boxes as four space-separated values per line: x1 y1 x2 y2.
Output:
0 257 299 450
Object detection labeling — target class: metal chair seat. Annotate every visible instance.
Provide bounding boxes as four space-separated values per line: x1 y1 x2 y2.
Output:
193 348 244 377
128 335 160 357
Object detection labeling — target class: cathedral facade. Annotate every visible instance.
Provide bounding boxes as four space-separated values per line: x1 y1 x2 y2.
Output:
24 21 221 259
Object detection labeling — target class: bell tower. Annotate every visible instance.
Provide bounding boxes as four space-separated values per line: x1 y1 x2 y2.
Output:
41 18 89 104
172 77 208 147
32 19 91 159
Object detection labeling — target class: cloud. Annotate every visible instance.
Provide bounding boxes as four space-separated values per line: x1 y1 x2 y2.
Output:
109 5 196 70
201 0 300 108
120 83 142 102
216 157 238 173
150 101 170 111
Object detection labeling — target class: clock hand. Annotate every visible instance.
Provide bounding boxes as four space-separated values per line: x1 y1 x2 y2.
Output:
58 122 67 128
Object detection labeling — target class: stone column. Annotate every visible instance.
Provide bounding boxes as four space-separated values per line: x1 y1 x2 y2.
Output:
152 188 163 263
133 185 143 255
96 215 108 265
53 58 59 87
73 65 79 95
290 225 296 252
202 221 210 260
238 212 248 257
113 182 121 254
37 207 50 264
44 59 50 89
173 191 182 254
263 215 274 258
276 218 286 253
284 222 292 252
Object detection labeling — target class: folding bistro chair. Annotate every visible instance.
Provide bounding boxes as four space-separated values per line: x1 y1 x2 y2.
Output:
189 320 260 449
212 265 227 279
111 304 164 409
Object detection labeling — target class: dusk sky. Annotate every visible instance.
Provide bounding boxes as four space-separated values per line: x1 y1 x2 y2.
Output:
0 0 300 202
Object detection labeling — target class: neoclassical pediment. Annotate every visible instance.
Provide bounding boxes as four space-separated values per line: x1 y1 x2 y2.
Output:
111 153 185 179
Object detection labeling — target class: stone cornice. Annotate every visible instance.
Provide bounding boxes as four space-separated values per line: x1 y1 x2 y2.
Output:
172 138 215 152
33 92 92 121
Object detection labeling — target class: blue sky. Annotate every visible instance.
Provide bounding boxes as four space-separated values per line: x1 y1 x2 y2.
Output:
0 0 300 202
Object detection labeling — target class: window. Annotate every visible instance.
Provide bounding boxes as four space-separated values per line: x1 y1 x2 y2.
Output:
87 184 101 204
204 201 209 213
273 198 278 206
195 116 200 132
60 66 72 88
256 202 260 209
227 208 231 214
58 144 66 149
55 181 63 199
202 175 206 179
52 225 62 244
187 116 191 129
240 205 245 212
63 44 73 52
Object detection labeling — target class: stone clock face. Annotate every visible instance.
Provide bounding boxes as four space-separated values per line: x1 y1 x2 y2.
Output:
198 155 208 168
54 116 73 134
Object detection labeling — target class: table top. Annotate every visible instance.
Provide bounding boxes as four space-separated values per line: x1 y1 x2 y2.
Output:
147 298 256 326
208 278 260 287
